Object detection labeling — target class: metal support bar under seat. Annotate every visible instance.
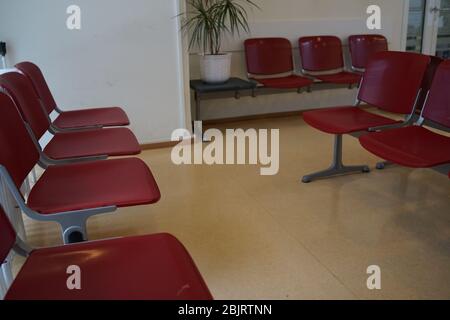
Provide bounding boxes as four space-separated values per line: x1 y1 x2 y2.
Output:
54 106 64 114
0 165 117 244
1 262 13 289
49 123 103 134
40 101 103 134
368 89 423 133
301 134 370 183
23 122 108 168
369 90 427 171
39 152 108 169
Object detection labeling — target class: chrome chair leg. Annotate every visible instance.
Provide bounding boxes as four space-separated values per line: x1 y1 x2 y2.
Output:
302 134 370 183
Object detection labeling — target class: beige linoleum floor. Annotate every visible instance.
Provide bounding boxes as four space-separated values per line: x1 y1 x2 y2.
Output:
16 116 450 300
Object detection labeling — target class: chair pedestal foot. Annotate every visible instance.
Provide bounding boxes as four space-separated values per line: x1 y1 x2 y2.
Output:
302 165 370 183
376 161 393 170
301 134 370 183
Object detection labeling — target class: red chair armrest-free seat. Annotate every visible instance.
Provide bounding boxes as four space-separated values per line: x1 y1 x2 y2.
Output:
359 60 450 170
15 61 130 130
372 55 443 173
301 51 430 183
244 38 313 91
0 205 212 300
298 36 362 86
359 126 450 168
0 92 160 244
0 72 141 165
348 34 388 71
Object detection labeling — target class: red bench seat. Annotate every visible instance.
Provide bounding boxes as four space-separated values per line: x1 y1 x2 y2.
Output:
0 206 212 300
16 61 130 129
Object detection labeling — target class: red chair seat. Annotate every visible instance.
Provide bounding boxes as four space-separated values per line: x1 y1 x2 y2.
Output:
359 126 450 168
5 233 213 300
28 158 161 214
54 107 130 129
315 71 362 85
44 127 141 160
254 75 313 89
303 106 401 134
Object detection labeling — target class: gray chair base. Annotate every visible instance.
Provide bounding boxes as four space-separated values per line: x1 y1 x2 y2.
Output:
376 161 393 170
302 134 370 183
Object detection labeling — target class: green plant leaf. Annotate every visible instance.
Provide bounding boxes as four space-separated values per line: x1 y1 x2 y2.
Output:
180 0 259 55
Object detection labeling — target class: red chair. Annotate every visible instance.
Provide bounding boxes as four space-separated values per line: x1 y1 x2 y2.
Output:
374 55 443 170
298 36 362 86
359 60 450 170
348 35 388 72
0 92 160 243
302 51 430 183
244 38 313 90
15 61 130 130
0 72 140 164
0 205 212 300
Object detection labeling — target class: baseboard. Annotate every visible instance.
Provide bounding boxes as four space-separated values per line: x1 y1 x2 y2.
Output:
140 135 195 151
202 110 305 126
140 140 181 151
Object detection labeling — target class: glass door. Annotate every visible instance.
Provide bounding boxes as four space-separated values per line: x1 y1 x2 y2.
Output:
404 0 450 57
406 0 427 53
435 0 450 58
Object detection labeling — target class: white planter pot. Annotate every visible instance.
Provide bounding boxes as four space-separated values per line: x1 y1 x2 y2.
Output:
199 53 232 84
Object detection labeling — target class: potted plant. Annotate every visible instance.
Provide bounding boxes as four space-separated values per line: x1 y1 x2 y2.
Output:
181 0 258 84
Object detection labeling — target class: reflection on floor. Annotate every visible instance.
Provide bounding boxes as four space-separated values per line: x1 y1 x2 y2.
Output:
16 116 450 300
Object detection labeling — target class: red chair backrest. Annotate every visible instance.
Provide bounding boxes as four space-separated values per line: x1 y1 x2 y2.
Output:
244 38 294 75
299 36 344 72
0 205 16 265
15 62 57 115
358 51 430 115
0 92 39 189
0 72 50 140
422 60 450 127
348 35 388 69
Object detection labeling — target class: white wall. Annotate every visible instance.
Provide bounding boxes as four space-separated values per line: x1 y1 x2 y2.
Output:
0 0 186 144
189 0 408 121
0 0 409 138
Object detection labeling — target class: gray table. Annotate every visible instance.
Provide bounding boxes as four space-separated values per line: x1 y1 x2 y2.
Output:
190 77 257 122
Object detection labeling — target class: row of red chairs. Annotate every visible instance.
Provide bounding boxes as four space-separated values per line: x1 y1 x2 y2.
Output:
0 63 213 299
301 51 450 183
244 35 388 90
